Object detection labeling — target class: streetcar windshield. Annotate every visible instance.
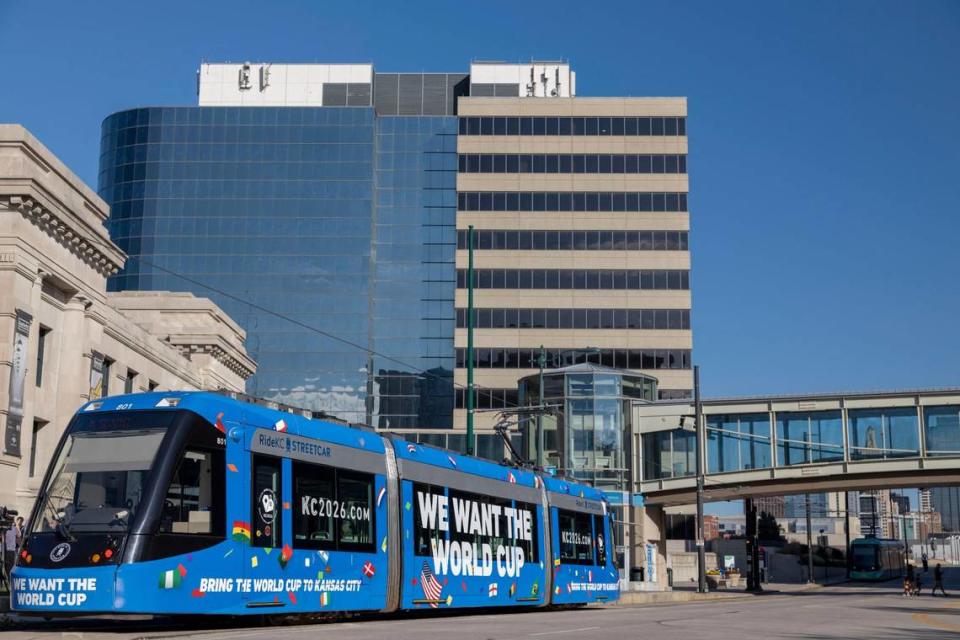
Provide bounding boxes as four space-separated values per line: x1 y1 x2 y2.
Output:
851 545 878 571
30 411 175 536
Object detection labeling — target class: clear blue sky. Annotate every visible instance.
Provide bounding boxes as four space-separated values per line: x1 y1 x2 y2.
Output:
1 0 958 398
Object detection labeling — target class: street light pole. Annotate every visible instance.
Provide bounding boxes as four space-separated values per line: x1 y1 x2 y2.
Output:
694 365 706 593
806 493 814 584
466 225 475 455
536 345 546 468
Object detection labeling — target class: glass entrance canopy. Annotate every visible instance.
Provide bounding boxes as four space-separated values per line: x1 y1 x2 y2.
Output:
518 364 657 490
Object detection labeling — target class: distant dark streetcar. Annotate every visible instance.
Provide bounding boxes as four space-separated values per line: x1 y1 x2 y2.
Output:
850 538 903 581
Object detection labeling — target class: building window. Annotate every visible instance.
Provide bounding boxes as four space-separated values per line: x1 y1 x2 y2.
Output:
457 191 687 212
456 308 690 330
456 348 690 370
457 230 688 251
29 419 48 477
458 154 687 174
102 357 114 397
124 369 138 394
148 380 159 391
457 269 689 291
459 116 686 137
35 326 51 387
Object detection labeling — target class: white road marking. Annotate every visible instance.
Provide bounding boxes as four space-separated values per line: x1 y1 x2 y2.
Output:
530 626 600 636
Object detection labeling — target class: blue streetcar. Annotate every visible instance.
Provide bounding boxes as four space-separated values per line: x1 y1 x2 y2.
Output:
11 391 619 617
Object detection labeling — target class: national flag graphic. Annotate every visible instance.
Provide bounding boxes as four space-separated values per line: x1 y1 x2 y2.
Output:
279 544 293 568
191 588 205 598
554 558 561 567
507 472 517 484
407 443 417 453
509 582 516 596
232 520 251 543
320 592 330 607
274 419 287 432
488 583 498 597
362 561 376 578
381 536 388 552
447 455 457 467
534 475 543 489
215 412 227 434
158 565 185 589
420 561 443 607
377 486 386 507
588 570 593 582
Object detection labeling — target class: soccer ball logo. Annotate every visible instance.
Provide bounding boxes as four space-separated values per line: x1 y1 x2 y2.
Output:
258 488 276 524
50 542 71 563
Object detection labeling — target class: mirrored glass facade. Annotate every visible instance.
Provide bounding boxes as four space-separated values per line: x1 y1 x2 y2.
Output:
98 107 455 427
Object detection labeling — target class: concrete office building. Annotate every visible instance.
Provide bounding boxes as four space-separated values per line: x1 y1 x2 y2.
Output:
0 125 255 513
99 61 693 458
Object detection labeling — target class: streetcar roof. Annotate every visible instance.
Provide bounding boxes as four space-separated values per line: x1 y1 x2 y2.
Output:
74 391 605 500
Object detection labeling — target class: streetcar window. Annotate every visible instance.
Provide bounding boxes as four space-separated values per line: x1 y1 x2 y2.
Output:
448 489 512 556
252 455 282 549
515 501 540 564
413 482 445 557
292 461 335 547
160 448 225 537
337 470 374 551
292 461 375 553
593 514 607 566
558 509 594 565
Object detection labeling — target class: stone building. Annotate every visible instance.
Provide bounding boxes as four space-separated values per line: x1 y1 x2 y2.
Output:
0 124 255 514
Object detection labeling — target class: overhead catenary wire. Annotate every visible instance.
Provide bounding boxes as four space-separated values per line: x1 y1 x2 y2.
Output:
125 255 522 409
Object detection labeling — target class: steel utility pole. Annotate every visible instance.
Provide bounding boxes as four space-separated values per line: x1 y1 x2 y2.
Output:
806 493 815 584
694 365 706 593
536 345 546 468
466 225 475 455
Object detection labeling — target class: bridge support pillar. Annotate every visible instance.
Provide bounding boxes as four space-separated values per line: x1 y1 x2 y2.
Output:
635 503 668 587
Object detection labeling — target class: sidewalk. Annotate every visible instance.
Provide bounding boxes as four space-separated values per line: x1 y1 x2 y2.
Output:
616 576 851 605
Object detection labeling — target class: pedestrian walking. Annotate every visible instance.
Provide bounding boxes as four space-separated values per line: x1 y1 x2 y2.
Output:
2 523 16 589
922 552 929 572
933 563 948 597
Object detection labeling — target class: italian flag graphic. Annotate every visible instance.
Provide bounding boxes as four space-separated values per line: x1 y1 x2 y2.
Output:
320 592 330 607
159 564 187 589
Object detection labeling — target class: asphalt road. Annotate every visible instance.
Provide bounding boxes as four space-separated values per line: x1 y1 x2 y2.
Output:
6 569 960 640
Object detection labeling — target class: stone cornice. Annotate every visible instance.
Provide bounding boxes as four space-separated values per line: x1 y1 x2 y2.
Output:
2 194 124 277
171 338 257 379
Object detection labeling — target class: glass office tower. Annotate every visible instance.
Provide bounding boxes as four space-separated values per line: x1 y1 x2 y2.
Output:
99 103 457 427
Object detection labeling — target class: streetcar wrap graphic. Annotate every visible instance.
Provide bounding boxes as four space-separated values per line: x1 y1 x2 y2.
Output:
10 391 619 616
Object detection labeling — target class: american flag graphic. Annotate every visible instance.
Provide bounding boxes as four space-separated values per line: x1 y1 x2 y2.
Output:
420 561 443 607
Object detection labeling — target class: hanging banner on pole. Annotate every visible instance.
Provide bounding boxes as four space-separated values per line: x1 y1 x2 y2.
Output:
5 309 32 456
89 350 105 399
